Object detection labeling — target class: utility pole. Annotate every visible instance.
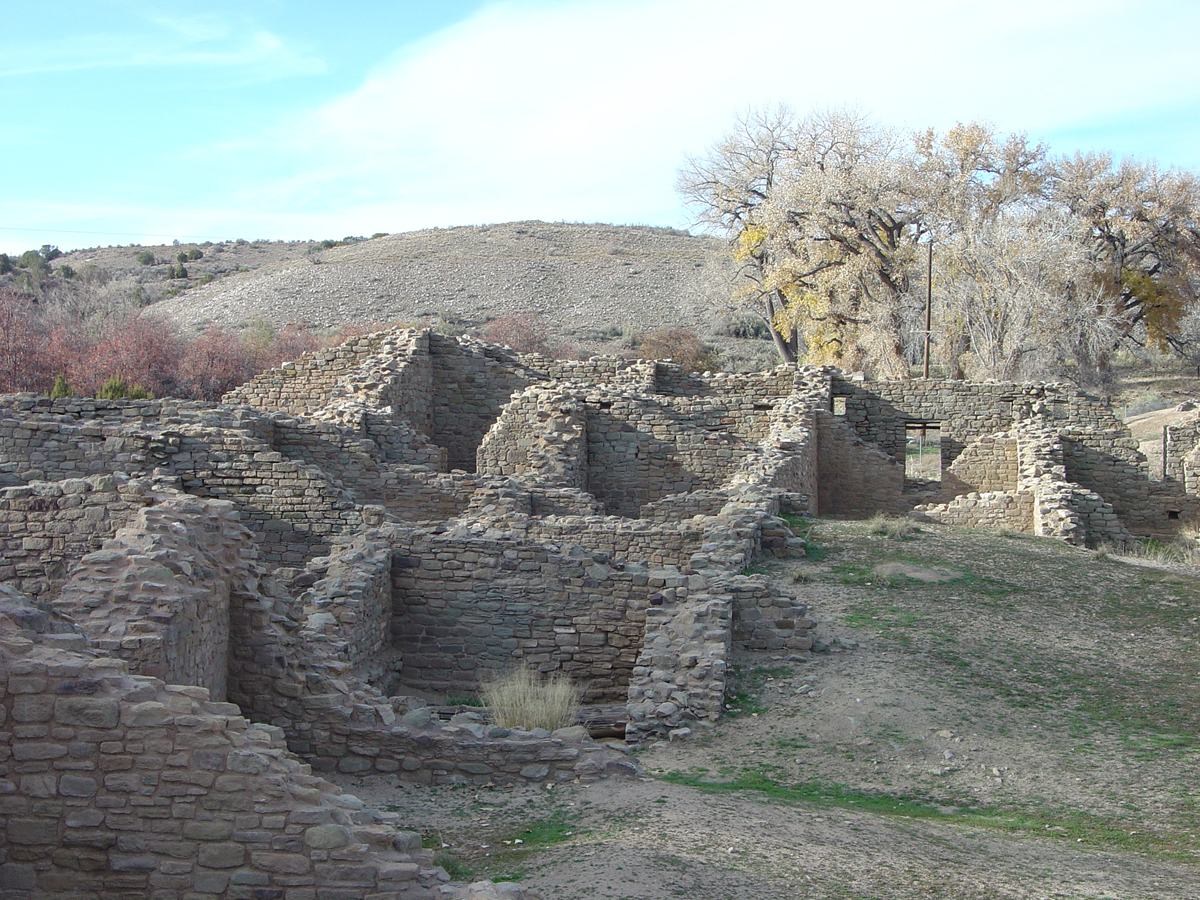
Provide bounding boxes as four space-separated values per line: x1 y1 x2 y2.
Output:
922 240 933 379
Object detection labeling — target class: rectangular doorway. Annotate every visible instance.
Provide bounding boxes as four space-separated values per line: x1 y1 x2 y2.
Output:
905 423 941 486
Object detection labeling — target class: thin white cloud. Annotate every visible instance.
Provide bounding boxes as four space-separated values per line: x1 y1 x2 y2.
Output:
20 0 1197 250
0 17 323 79
197 0 1199 236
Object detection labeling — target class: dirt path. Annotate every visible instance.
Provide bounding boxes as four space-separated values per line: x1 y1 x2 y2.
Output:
331 520 1200 899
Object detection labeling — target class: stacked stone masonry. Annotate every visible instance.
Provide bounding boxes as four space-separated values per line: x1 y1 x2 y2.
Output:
3 327 1199 897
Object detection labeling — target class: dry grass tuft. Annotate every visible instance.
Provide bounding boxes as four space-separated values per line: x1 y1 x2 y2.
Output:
481 665 580 732
866 513 920 540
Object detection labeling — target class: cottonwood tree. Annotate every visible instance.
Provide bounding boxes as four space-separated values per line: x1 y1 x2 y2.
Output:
682 108 944 375
677 106 802 362
681 107 1200 381
1050 154 1200 368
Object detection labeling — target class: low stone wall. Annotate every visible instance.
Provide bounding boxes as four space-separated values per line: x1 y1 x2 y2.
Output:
390 534 651 702
815 411 907 517
914 491 1034 532
624 487 811 741
0 474 144 602
523 516 707 570
50 492 252 701
0 639 443 900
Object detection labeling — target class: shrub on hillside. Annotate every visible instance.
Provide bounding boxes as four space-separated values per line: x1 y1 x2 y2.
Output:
0 288 53 392
135 250 155 266
481 312 552 355
629 327 721 373
68 314 181 398
177 325 258 401
98 375 152 400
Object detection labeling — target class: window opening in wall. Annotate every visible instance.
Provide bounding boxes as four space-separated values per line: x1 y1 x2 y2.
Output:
1168 510 1181 520
905 423 941 487
832 396 847 416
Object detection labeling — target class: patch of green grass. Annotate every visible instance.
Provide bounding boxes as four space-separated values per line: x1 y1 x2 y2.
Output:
659 768 1199 858
724 665 787 717
445 694 483 707
435 853 474 880
479 809 586 881
724 689 767 716
782 513 834 561
840 603 921 647
834 564 906 588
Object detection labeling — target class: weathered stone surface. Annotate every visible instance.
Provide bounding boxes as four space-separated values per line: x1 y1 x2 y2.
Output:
304 824 351 849
2 329 1178 900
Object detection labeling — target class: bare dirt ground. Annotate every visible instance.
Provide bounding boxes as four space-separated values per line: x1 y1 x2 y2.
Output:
329 520 1200 899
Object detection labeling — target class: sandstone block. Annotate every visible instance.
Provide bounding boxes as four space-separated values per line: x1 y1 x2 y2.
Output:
198 842 246 868
55 697 121 729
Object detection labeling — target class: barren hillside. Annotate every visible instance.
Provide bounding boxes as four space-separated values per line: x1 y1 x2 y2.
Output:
136 222 752 356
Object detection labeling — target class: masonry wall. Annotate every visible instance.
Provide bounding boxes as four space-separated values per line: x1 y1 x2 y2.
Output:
653 366 800 399
940 434 1019 498
832 378 1123 465
523 516 708 569
0 647 441 900
297 535 398 688
1166 416 1200 483
0 401 366 564
915 491 1035 532
0 475 142 602
390 536 651 702
50 494 254 702
476 387 589 487
815 411 907 517
221 331 392 415
583 396 765 517
1061 429 1198 538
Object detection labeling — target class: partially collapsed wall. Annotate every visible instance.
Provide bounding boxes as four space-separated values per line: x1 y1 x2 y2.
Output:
3 327 1197 898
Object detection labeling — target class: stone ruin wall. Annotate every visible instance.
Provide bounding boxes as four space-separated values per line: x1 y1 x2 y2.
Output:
0 399 366 565
0 475 146 603
220 330 396 416
814 410 907 518
6 327 1200 898
391 537 652 702
832 376 1196 540
49 496 250 702
0 644 451 900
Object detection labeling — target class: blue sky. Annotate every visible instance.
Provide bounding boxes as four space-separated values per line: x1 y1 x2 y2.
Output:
2 0 1198 254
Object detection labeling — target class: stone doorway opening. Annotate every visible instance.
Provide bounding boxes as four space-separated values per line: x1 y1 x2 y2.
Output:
905 423 942 487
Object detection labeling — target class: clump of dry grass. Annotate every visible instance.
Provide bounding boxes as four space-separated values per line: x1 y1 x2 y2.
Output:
1098 527 1200 566
481 665 580 732
866 513 920 540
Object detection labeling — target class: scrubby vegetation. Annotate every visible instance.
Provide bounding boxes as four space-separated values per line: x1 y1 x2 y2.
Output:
481 665 580 732
0 285 355 400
